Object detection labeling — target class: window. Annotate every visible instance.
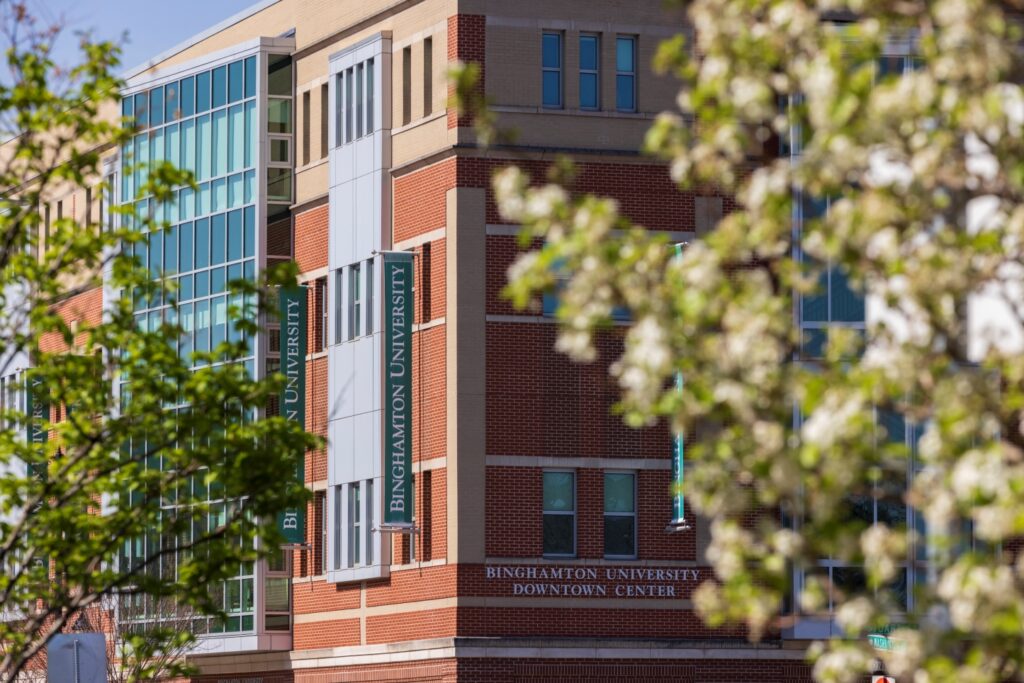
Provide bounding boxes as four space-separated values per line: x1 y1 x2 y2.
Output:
313 277 327 353
334 269 343 344
615 36 636 112
604 472 637 558
320 84 329 159
420 242 431 322
579 34 600 110
316 490 327 575
345 68 354 142
543 471 575 556
332 485 342 570
335 72 344 147
349 482 361 567
542 32 563 108
423 38 433 116
302 90 311 165
348 263 362 340
402 46 412 125
365 258 374 335
366 58 375 132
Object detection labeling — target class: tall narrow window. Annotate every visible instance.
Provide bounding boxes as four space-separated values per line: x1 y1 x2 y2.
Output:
312 277 327 353
345 68 354 143
335 73 344 147
355 62 364 138
542 471 575 556
365 258 374 334
604 472 637 558
615 36 637 112
423 38 433 116
349 482 361 567
315 491 327 575
334 269 344 344
348 263 362 340
420 242 432 322
320 83 329 158
333 485 342 569
365 479 374 566
402 47 412 125
302 90 311 165
579 34 600 110
366 58 375 132
542 32 563 108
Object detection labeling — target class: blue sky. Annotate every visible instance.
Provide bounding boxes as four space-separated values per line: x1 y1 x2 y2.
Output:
31 0 258 74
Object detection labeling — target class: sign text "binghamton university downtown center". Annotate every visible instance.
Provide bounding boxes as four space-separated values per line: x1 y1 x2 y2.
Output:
485 566 703 598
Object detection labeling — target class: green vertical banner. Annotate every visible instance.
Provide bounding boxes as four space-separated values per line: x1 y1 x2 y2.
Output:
25 371 49 567
278 285 307 544
383 252 414 525
669 243 689 530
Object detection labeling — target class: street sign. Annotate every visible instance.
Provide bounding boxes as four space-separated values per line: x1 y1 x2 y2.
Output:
47 633 106 683
872 676 895 683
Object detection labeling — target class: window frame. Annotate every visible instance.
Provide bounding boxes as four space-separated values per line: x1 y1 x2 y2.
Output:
603 471 638 559
542 469 577 558
578 33 600 111
615 35 637 113
348 262 363 340
541 31 564 109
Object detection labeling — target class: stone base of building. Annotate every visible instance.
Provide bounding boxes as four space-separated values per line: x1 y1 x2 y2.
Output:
190 637 813 682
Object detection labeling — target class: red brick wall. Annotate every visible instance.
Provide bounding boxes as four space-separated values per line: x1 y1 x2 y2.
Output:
294 203 328 273
394 158 455 244
447 15 486 129
40 286 103 353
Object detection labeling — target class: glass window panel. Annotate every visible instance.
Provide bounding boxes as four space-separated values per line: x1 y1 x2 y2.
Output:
268 54 292 96
121 96 133 126
244 100 256 168
165 81 179 121
244 56 256 99
180 76 195 117
604 473 635 513
345 69 353 142
543 72 561 107
267 167 291 203
366 58 374 132
195 300 210 353
209 178 225 212
228 104 244 173
212 295 227 347
227 210 242 262
228 173 244 209
831 269 865 322
150 87 164 126
195 270 209 298
228 60 244 103
198 182 211 217
244 170 255 205
616 74 635 111
580 35 598 71
165 123 180 169
135 134 149 195
270 138 289 163
542 33 561 68
212 66 227 109
195 218 210 269
243 206 255 258
180 221 194 272
151 128 164 164
180 274 193 301
180 187 194 221
543 516 574 555
604 517 635 556
580 73 598 109
149 231 162 277
134 92 148 128
181 119 196 174
267 99 292 134
196 71 211 112
355 63 364 138
543 472 574 511
197 114 212 181
212 267 226 294
616 36 635 72
213 109 228 177
211 214 226 265
832 566 867 598
165 225 178 273
244 259 254 281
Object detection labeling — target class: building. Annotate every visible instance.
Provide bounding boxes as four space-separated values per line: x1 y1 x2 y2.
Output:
24 0 819 680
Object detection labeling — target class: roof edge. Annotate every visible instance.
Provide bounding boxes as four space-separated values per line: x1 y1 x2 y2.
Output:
121 0 283 80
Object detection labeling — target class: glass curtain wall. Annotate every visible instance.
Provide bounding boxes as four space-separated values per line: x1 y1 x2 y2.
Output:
118 54 261 636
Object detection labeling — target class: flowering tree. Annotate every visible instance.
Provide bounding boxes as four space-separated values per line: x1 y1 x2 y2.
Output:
484 0 1024 680
0 4 317 681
